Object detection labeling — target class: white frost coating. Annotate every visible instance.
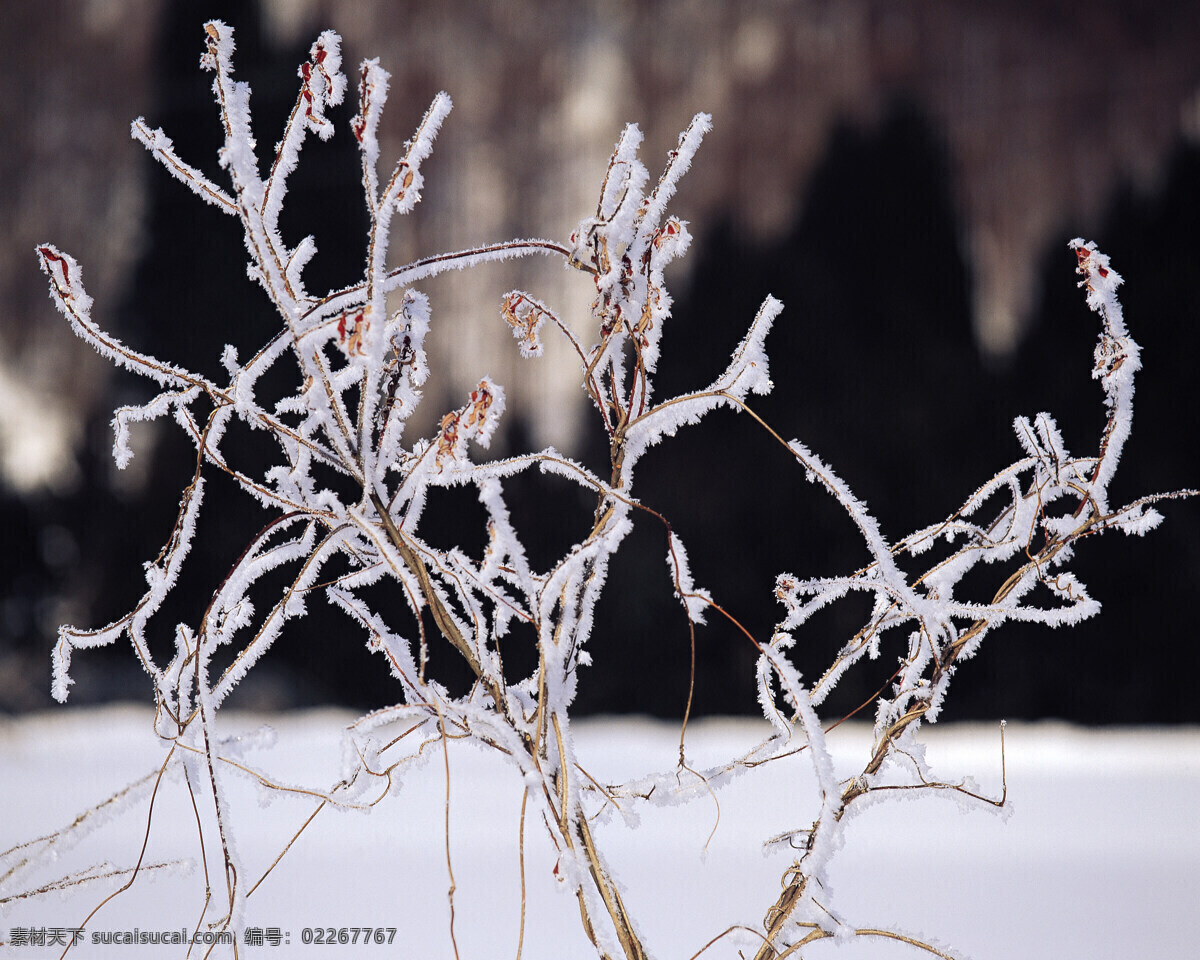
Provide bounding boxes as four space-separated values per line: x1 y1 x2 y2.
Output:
740 241 1174 938
36 245 215 394
623 294 782 475
351 92 453 481
328 587 424 700
131 119 238 214
666 531 712 623
476 476 536 598
641 113 712 231
1112 502 1165 536
1070 239 1127 336
717 294 780 401
352 59 389 204
112 385 202 468
393 93 451 215
34 16 1187 956
783 436 955 657
208 521 335 708
53 478 206 702
284 234 318 302
1069 238 1141 517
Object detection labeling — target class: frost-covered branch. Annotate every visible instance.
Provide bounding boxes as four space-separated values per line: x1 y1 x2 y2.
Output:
25 19 1194 960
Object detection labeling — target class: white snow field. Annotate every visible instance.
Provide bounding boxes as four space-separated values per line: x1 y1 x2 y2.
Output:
2 708 1198 958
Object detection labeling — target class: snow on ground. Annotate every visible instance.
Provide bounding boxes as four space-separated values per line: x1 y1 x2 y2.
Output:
2 708 1198 958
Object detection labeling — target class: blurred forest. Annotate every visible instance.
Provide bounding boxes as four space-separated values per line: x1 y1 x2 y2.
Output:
3 0 1199 720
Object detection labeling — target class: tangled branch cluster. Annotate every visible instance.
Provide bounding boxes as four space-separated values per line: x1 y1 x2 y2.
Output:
12 21 1192 960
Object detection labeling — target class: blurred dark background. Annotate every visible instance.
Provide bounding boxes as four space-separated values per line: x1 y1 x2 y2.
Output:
3 0 1199 722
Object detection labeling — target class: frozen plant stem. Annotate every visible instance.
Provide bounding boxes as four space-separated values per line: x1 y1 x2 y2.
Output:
27 19 1193 960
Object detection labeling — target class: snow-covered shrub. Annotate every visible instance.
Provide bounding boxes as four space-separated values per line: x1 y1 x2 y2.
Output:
13 20 1193 959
